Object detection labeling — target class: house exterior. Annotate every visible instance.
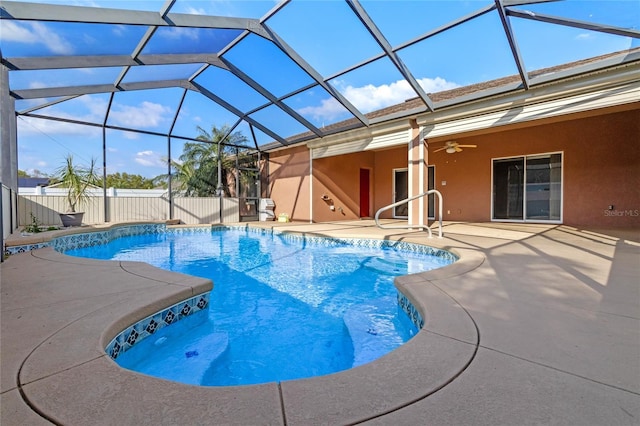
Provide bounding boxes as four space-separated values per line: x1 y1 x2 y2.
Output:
264 57 640 229
17 177 50 188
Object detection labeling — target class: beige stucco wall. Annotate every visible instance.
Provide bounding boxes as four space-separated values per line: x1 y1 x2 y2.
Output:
267 106 639 228
266 145 311 222
313 151 375 222
430 107 639 228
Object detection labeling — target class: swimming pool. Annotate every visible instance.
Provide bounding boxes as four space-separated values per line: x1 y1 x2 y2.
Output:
64 227 455 385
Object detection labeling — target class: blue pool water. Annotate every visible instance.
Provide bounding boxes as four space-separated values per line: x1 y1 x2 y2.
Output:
65 229 454 386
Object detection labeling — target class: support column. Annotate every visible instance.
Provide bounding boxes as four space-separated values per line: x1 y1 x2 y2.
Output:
1 63 19 249
407 119 428 229
1 64 17 190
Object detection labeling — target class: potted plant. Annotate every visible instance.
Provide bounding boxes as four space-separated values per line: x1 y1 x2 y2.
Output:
52 154 100 227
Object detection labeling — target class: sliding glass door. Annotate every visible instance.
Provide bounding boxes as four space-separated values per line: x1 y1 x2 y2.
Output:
525 154 562 221
493 153 562 222
493 158 524 220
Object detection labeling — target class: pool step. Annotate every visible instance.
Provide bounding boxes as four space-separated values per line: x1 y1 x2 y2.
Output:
343 296 406 368
117 327 229 386
362 257 405 275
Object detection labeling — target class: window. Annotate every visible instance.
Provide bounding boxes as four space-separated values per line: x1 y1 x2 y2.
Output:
492 153 562 222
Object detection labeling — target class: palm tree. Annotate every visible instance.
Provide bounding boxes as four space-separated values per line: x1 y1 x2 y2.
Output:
52 155 100 213
50 154 100 227
170 125 249 197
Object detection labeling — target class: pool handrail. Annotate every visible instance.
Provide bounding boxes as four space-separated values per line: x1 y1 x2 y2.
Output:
374 189 443 238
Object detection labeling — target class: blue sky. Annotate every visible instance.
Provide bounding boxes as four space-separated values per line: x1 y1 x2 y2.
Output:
2 0 638 179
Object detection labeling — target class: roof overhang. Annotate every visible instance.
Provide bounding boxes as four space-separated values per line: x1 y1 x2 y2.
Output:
305 60 640 159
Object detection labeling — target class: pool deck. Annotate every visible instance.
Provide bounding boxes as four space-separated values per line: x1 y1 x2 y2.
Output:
1 220 639 425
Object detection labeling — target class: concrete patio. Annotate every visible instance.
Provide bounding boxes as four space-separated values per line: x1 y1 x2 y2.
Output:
1 221 639 425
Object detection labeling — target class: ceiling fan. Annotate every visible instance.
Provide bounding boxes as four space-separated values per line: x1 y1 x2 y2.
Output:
433 141 477 154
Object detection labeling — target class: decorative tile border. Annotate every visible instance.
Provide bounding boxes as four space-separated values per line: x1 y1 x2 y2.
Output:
168 224 251 235
267 228 458 263
7 223 457 264
173 225 458 263
398 293 424 329
106 292 209 360
4 242 49 256
169 225 222 235
51 223 165 252
5 223 166 256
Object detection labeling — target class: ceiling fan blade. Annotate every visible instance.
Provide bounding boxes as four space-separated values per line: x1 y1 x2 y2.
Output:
457 144 477 148
455 146 462 152
433 147 447 152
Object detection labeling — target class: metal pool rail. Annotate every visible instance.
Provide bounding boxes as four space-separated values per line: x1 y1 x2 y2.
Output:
374 190 443 238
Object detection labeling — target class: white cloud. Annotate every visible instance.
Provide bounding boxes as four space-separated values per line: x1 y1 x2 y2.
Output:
112 25 127 37
298 77 460 122
17 99 167 142
120 130 140 140
159 27 200 41
78 95 109 116
135 150 165 168
185 6 206 15
417 77 460 93
575 33 594 41
17 115 101 138
109 101 172 129
2 21 38 43
340 80 413 112
66 0 100 6
2 21 73 55
17 95 108 137
28 81 49 90
298 98 347 123
81 32 97 46
22 161 49 176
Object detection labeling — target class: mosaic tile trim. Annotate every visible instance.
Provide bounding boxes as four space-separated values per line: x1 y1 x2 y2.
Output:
270 229 458 262
4 242 50 256
105 292 209 360
398 293 424 329
6 223 167 256
167 225 458 262
7 223 456 264
169 226 220 235
52 223 165 252
167 224 250 235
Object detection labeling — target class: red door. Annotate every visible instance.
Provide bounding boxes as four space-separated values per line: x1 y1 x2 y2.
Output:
359 168 370 217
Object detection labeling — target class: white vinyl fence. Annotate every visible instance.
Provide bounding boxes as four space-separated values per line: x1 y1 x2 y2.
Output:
18 187 240 226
